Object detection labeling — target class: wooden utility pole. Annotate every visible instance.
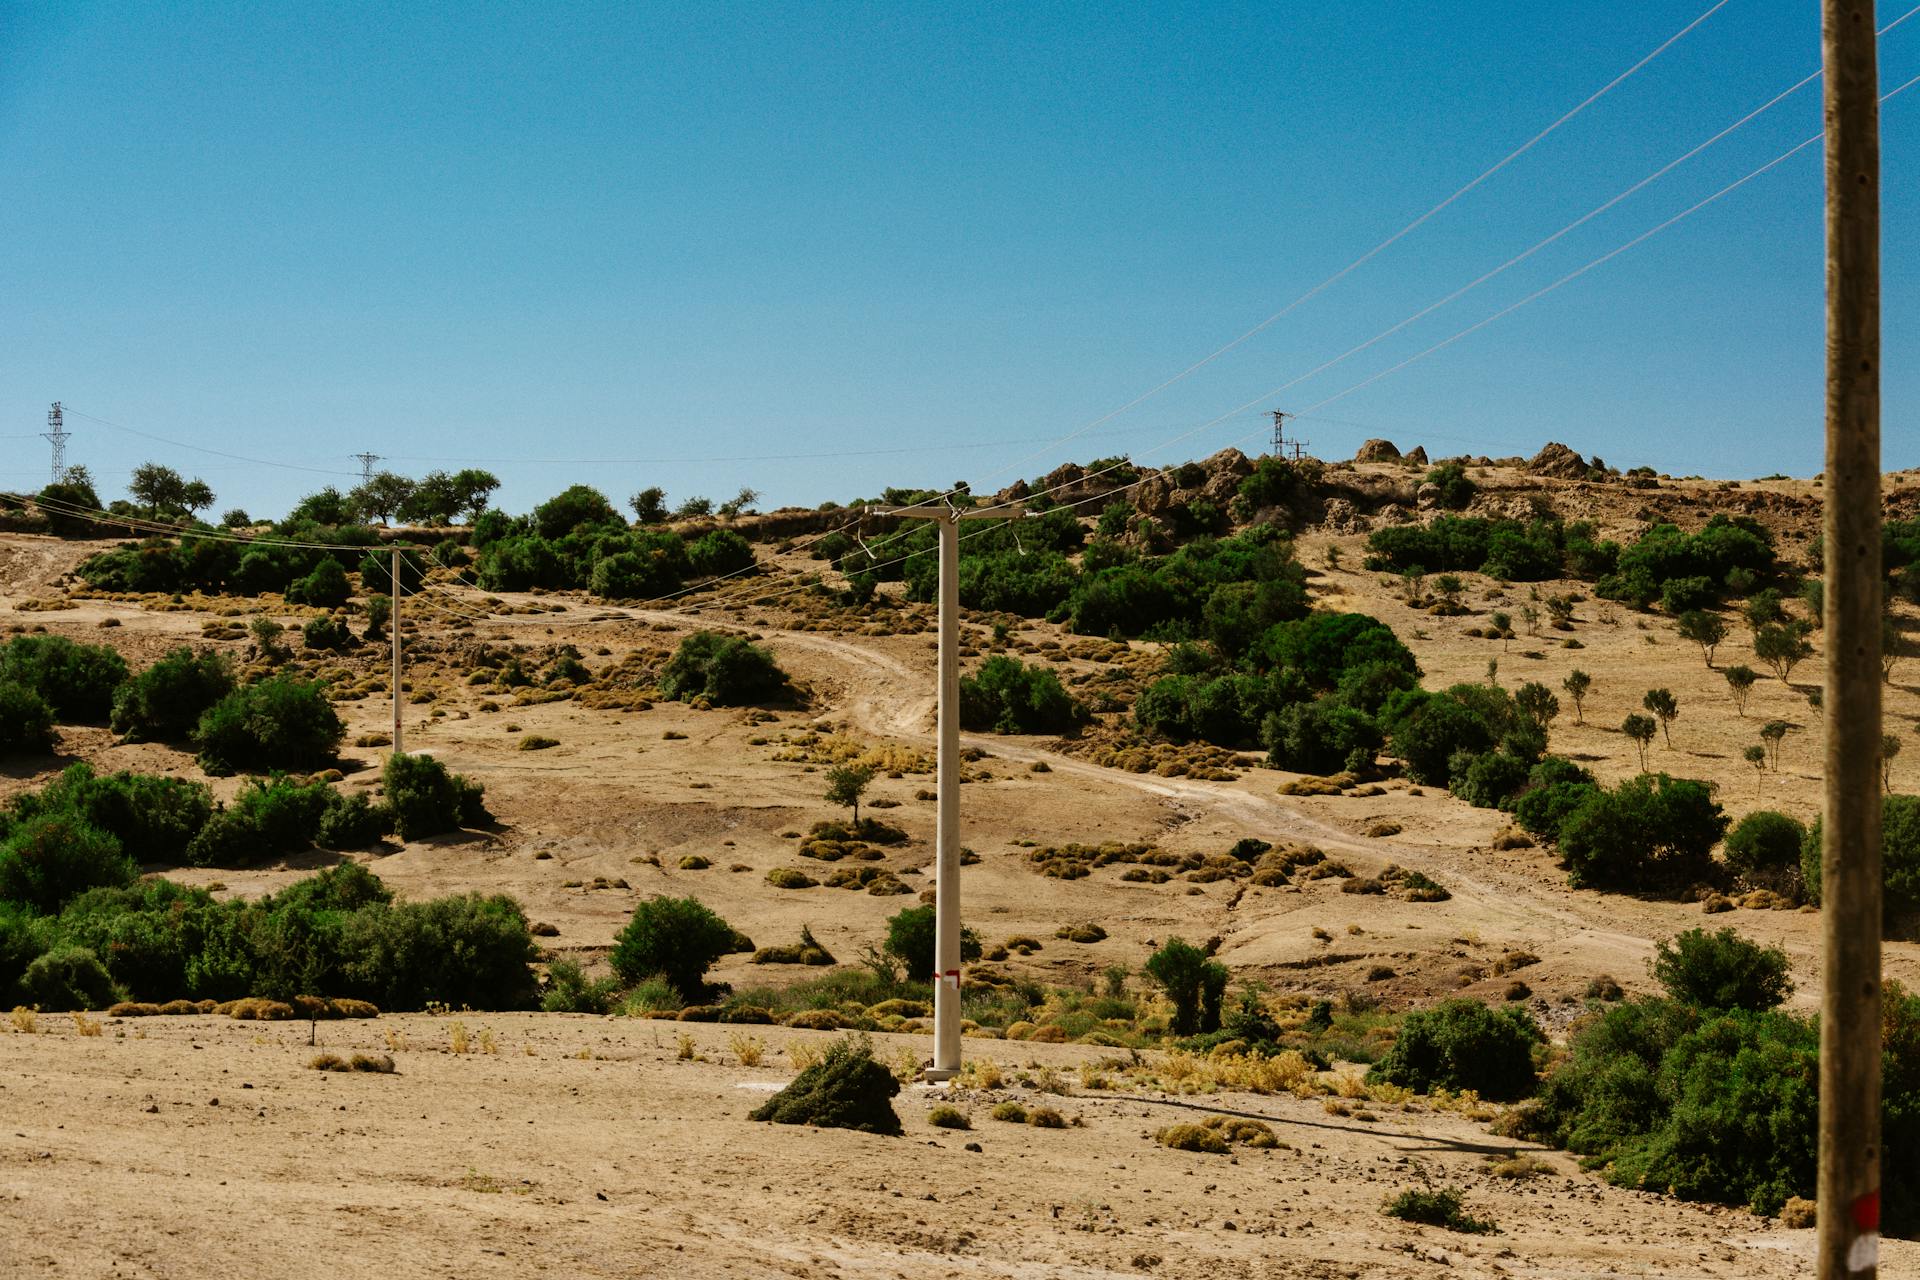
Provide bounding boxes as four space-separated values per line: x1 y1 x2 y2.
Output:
1819 2 1883 1276
879 498 1022 1080
391 549 405 757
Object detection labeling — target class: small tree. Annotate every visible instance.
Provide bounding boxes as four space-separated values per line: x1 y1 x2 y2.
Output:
1650 927 1792 1012
1642 688 1679 747
1144 937 1227 1036
1743 744 1767 795
1432 574 1465 610
1622 713 1656 771
1520 603 1541 637
1760 719 1790 771
1489 610 1512 651
1754 623 1813 682
350 472 416 526
825 762 875 827
1885 733 1903 793
1562 669 1592 725
1515 682 1559 736
882 904 981 983
630 486 669 524
611 896 737 1002
1676 610 1727 667
1884 614 1906 683
248 616 287 664
676 495 714 518
1724 664 1759 715
717 487 760 518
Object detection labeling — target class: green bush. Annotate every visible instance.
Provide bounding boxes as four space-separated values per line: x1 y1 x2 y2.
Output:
1382 687 1504 787
749 1032 902 1135
610 895 736 1001
1538 999 1818 1217
285 557 351 607
1367 998 1542 1101
1801 794 1920 935
7 764 214 864
1556 774 1727 891
111 648 234 741
336 891 538 1010
1721 810 1805 889
883 903 983 983
382 752 488 841
1144 937 1228 1037
1382 1186 1497 1234
193 676 345 775
0 634 128 722
0 814 135 913
541 958 622 1014
1424 462 1477 510
687 529 756 577
15 944 118 1011
658 631 789 706
959 656 1083 734
315 791 392 849
302 614 353 650
532 484 621 541
1650 927 1792 1012
0 681 54 754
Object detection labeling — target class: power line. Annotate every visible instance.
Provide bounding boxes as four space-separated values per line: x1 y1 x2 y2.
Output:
1298 71 1920 419
954 0 1738 492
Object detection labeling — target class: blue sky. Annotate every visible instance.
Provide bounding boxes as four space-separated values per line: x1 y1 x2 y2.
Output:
1 1 1914 518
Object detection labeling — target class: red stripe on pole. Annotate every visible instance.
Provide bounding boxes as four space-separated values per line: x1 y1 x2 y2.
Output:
1852 1190 1881 1231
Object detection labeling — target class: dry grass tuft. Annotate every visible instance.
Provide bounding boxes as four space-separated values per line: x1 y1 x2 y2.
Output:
1026 1106 1068 1129
728 1032 766 1066
927 1103 970 1129
10 1006 38 1034
71 1011 103 1037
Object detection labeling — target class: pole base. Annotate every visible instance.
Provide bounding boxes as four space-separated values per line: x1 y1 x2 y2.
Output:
921 1068 957 1084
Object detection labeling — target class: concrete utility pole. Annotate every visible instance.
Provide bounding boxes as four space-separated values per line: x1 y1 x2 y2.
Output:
880 498 1023 1080
1819 3 1883 1277
391 549 405 756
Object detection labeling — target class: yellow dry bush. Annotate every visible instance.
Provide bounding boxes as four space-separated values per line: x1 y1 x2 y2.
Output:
384 1027 410 1053
1330 1070 1370 1099
1366 1080 1414 1106
786 1041 822 1071
71 1012 103 1037
10 1006 39 1034
676 1031 696 1060
478 1028 498 1055
956 1058 1003 1090
728 1032 766 1066
1158 1050 1204 1083
449 1021 471 1054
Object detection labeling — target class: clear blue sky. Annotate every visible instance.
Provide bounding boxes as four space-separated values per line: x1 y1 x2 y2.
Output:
1 1 1914 518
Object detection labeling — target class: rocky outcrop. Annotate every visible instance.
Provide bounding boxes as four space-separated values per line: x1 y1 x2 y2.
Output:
1404 446 1429 467
1354 439 1402 463
1527 442 1590 480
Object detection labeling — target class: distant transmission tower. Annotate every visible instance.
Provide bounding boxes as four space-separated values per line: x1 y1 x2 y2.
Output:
353 452 382 482
1270 409 1309 462
43 402 69 483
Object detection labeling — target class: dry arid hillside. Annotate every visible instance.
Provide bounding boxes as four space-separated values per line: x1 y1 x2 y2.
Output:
2 446 1917 1278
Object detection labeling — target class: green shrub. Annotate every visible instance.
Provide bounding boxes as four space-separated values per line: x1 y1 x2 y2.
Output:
1721 810 1805 887
315 791 392 849
610 895 736 1000
1556 774 1727 891
193 676 345 775
0 681 55 754
749 1032 902 1135
336 891 538 1010
1538 999 1818 1217
0 634 128 722
658 631 789 706
1367 998 1541 1101
15 944 119 1011
285 558 351 607
531 484 621 540
1423 462 1477 510
1144 937 1228 1037
688 529 756 578
111 648 234 741
302 614 353 650
382 752 488 841
9 764 214 864
959 656 1082 734
1650 927 1792 1012
883 904 983 983
0 814 134 913
541 958 622 1014
1382 1186 1496 1234
184 775 331 868
1800 793 1920 935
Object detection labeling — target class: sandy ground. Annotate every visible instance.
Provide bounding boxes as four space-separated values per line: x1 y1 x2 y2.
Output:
8 1012 1910 1280
2 463 1918 1275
